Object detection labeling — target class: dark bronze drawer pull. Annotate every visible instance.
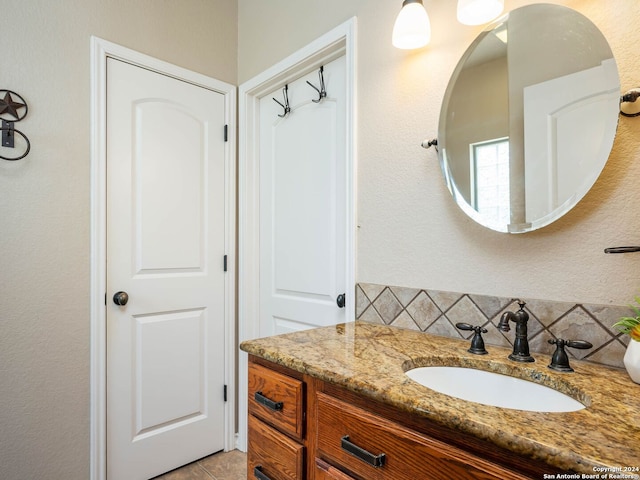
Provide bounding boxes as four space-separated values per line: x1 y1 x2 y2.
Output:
254 391 283 411
341 435 386 468
254 465 272 480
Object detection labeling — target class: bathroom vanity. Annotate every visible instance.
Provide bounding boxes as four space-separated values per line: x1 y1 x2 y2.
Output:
241 321 638 480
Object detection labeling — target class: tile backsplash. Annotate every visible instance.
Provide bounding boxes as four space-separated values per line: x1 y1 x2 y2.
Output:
356 283 633 369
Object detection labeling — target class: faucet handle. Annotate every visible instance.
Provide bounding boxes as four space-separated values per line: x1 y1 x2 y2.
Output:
456 323 488 355
565 340 593 350
548 338 593 372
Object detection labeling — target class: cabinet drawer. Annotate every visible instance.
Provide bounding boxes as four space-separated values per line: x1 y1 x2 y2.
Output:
249 362 304 440
316 392 530 480
315 458 356 480
248 414 305 480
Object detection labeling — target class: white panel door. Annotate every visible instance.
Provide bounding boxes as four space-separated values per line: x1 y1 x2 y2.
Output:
259 56 347 336
523 58 619 223
106 58 226 480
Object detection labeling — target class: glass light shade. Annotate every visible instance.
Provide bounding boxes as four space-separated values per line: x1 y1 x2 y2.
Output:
457 0 504 26
392 0 431 49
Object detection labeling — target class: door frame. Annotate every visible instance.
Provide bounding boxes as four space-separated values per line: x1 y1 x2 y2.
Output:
89 37 237 480
237 17 357 450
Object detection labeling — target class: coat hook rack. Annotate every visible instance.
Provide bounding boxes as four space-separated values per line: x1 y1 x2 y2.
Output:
0 89 30 161
620 88 640 117
273 84 291 118
306 65 327 103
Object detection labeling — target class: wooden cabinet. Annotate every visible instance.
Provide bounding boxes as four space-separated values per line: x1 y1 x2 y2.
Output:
248 359 307 480
247 356 551 480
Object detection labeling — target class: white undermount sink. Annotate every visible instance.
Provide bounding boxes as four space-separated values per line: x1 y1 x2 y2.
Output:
405 366 585 413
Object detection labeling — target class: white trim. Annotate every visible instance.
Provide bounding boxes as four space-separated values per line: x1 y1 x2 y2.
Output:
89 36 236 480
237 17 357 451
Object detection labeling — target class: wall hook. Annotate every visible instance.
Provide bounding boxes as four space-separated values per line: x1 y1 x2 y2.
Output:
0 89 30 161
421 138 438 153
306 66 327 103
0 126 30 161
273 84 291 118
620 88 640 117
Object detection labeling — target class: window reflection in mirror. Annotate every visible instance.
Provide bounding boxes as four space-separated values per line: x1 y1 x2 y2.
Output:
471 138 510 230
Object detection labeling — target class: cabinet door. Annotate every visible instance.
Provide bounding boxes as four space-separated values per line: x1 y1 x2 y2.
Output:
316 392 531 480
248 414 305 480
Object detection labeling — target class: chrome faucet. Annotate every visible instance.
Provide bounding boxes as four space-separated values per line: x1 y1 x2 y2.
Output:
497 301 534 363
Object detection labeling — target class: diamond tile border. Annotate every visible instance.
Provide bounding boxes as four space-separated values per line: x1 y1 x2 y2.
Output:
356 283 634 369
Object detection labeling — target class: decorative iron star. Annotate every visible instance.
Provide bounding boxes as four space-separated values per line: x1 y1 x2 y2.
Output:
0 91 26 120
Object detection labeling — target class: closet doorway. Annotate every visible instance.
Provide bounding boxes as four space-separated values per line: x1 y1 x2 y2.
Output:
237 18 357 450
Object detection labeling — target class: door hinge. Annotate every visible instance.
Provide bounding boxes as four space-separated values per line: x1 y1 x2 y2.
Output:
104 293 107 306
224 124 228 142
223 384 228 402
223 254 228 272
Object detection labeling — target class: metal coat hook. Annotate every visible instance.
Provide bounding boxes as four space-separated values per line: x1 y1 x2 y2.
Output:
0 89 30 161
306 66 327 103
273 84 291 118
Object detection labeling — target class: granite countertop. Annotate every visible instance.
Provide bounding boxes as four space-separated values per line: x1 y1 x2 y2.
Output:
240 321 640 475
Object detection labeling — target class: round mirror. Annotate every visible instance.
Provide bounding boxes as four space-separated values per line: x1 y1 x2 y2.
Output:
438 4 620 233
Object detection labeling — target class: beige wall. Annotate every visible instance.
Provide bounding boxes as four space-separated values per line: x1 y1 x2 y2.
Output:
239 0 640 306
0 1 236 479
2 0 639 478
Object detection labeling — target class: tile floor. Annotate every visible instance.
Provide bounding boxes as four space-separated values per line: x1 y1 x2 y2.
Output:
154 450 247 480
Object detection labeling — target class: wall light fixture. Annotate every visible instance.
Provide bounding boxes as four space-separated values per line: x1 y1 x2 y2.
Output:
392 0 431 50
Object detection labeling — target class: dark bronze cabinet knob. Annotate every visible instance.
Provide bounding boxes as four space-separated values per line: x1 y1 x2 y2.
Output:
113 291 129 306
